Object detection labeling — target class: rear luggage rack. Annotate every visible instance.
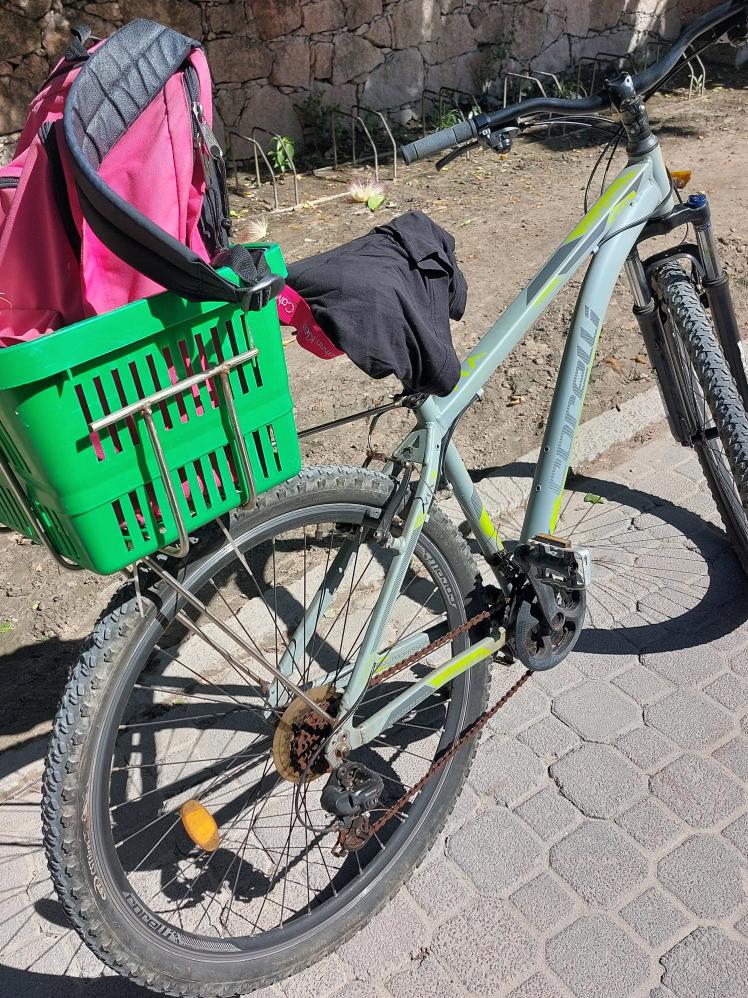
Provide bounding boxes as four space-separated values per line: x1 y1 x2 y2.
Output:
0 243 301 575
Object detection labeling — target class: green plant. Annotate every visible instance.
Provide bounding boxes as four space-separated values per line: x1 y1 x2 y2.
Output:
268 134 295 174
430 103 481 133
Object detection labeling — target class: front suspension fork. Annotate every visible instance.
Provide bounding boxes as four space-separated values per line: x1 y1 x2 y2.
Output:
692 195 748 410
627 194 748 428
624 252 695 445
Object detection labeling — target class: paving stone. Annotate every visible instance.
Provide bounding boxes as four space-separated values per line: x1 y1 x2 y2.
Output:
713 736 748 781
448 807 542 894
513 787 581 843
734 913 748 938
507 972 566 997
3 926 84 977
531 661 584 696
658 834 746 918
284 954 349 998
550 819 647 906
432 898 535 996
489 681 550 736
550 743 646 818
620 886 689 948
510 872 576 933
613 664 674 706
722 812 748 861
518 715 580 761
444 780 482 836
730 647 748 677
616 798 684 852
661 926 748 998
705 672 748 712
645 690 734 751
385 954 462 998
331 987 381 998
406 856 475 924
642 645 726 687
553 679 640 743
338 892 429 978
469 736 546 806
616 726 677 772
709 618 748 660
650 753 744 828
546 914 649 998
565 647 638 680
332 987 382 998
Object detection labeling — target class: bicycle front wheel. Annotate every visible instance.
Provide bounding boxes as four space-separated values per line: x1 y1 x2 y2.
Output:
655 261 748 573
42 466 489 997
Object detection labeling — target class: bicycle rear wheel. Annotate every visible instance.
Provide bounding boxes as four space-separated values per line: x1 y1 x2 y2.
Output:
654 261 748 573
42 467 489 997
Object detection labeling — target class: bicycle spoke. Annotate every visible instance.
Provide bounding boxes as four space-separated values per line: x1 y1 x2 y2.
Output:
99 497 470 949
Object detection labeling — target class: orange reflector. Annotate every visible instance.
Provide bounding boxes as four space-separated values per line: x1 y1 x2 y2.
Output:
671 170 692 190
180 799 220 852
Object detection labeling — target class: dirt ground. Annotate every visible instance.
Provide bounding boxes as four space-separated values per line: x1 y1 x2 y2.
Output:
1 74 747 755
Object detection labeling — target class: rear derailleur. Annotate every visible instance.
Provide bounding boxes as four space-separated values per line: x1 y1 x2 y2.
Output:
508 534 591 671
321 761 384 855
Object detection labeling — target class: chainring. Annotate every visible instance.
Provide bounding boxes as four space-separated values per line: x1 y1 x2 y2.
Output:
513 587 586 671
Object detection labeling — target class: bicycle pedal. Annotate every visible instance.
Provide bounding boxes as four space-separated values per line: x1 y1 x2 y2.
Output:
517 535 592 591
533 532 572 548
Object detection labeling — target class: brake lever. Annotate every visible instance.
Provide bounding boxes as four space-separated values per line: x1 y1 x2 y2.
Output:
435 141 478 171
435 123 522 171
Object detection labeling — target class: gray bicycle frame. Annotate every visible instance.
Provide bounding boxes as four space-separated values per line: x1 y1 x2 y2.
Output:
278 142 674 760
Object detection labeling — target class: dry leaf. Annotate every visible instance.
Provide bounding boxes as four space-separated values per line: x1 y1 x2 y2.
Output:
603 356 625 374
634 353 649 365
348 180 385 204
507 395 527 407
235 215 269 242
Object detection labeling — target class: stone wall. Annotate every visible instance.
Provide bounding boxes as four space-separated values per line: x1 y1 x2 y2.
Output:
0 1 713 164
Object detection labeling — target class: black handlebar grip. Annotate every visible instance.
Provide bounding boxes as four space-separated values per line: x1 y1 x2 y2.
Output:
400 118 478 165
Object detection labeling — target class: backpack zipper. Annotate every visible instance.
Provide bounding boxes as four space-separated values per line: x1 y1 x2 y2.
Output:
183 63 230 254
0 177 19 189
183 64 222 188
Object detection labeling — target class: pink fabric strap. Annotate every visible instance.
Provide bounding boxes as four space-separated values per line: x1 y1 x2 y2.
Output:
276 284 342 360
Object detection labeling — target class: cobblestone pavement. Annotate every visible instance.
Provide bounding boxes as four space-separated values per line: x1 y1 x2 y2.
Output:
1 426 747 997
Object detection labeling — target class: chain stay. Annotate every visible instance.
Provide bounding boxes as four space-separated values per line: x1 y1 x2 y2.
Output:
371 609 492 687
359 669 532 845
335 603 530 850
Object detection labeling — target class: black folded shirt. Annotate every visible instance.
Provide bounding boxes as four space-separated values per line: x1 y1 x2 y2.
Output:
286 211 467 396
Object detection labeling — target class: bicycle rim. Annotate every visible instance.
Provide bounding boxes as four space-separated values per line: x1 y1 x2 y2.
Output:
87 500 478 958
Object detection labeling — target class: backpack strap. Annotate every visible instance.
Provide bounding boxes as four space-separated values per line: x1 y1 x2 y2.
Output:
64 25 93 62
62 19 278 310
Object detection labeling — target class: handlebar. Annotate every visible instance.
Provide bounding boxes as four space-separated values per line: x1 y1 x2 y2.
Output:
401 0 747 166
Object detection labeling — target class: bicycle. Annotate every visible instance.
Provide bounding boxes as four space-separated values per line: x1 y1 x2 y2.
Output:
37 2 748 995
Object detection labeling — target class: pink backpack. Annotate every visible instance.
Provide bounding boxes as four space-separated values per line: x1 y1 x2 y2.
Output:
0 20 275 348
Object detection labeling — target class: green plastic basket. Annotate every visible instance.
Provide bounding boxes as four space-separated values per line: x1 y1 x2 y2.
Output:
0 244 301 574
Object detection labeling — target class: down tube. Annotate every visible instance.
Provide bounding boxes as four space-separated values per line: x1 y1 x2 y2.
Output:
521 226 647 541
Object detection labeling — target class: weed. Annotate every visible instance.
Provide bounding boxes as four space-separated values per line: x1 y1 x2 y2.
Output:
268 135 295 174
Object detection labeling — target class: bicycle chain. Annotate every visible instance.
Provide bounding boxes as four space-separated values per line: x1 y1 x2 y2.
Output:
362 670 531 843
370 609 492 687
335 607 532 850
